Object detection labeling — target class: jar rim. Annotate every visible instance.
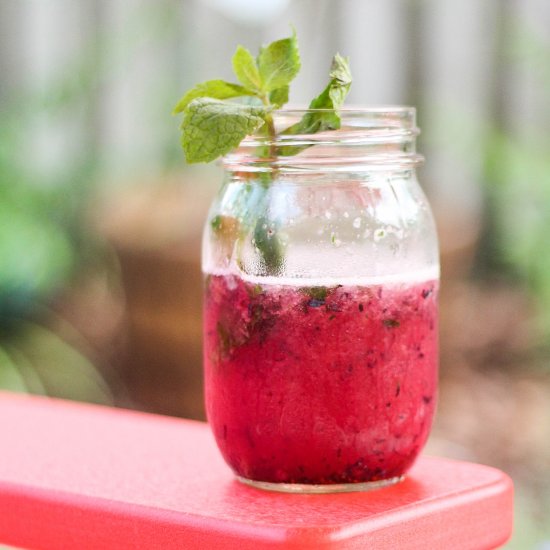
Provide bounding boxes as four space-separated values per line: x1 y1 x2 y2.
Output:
258 106 417 132
273 104 416 116
270 105 415 114
224 106 422 171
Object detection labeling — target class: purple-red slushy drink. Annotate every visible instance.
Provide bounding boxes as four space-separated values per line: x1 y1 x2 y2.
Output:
204 271 438 485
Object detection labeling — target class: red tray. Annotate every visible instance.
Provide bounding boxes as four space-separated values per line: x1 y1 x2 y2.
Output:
0 392 513 549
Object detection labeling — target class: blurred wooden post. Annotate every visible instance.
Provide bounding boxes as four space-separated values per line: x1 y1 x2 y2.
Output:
98 177 215 420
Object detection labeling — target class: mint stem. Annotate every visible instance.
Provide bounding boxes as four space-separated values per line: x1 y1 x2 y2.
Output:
253 97 283 275
260 95 278 161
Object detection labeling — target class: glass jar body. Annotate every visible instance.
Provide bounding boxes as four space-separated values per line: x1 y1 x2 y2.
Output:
202 111 439 492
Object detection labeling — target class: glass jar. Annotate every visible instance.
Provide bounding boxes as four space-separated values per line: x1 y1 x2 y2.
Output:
202 108 439 493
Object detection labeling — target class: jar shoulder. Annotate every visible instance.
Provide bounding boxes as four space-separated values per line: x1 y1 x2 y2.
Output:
203 172 439 280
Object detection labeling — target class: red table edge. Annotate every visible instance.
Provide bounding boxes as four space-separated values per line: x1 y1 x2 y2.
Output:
0 392 515 549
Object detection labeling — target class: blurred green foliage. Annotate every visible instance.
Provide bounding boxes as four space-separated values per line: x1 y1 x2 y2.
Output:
0 149 75 326
481 27 550 342
0 100 111 401
483 127 550 334
0 23 103 401
0 100 85 394
434 23 550 349
0 1 182 402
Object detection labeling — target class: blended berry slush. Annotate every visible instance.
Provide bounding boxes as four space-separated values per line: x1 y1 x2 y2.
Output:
204 270 438 485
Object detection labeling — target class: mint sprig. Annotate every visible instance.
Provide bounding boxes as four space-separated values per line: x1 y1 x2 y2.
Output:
174 32 352 274
174 32 351 164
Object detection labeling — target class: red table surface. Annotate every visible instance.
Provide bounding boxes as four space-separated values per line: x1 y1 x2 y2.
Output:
0 392 512 550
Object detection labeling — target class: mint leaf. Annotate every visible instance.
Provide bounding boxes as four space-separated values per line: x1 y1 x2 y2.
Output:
293 54 351 131
324 53 352 110
173 80 254 114
257 34 301 92
253 216 283 275
300 286 329 301
232 45 262 92
278 54 352 154
268 85 289 108
181 98 265 163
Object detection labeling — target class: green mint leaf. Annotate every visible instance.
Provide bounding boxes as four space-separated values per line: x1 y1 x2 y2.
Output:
268 85 289 108
300 286 329 301
325 53 352 109
181 98 265 163
253 216 284 275
210 215 223 232
232 45 262 92
216 321 235 358
173 80 255 114
309 54 351 114
305 53 351 129
278 54 352 154
257 33 301 92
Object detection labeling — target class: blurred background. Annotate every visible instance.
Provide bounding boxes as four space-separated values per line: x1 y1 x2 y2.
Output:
0 0 549 546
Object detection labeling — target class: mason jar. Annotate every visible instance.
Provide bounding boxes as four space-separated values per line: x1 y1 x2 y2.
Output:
202 108 439 493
